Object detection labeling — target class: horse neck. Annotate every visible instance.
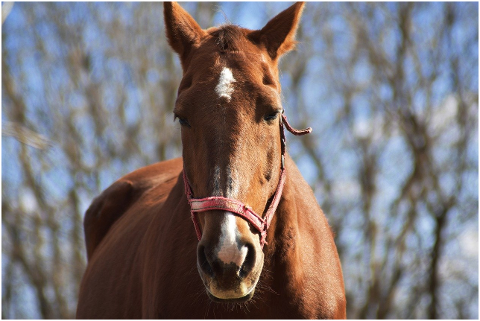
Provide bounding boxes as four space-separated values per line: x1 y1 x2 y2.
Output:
264 152 334 270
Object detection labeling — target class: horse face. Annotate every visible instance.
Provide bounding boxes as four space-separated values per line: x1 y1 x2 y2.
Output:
164 2 304 302
176 52 281 301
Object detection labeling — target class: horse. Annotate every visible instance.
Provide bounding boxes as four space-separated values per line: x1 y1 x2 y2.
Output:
76 2 346 318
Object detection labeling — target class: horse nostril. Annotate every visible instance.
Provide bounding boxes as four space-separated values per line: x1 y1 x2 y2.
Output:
197 245 214 277
239 243 255 279
198 241 257 280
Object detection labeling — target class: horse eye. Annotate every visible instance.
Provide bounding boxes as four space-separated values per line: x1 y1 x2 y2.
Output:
175 115 191 128
264 111 280 122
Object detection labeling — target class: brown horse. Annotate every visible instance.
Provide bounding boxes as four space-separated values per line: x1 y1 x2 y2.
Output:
76 2 346 318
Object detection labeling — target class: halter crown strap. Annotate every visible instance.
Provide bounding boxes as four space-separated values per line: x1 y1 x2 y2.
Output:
282 112 312 136
183 111 311 248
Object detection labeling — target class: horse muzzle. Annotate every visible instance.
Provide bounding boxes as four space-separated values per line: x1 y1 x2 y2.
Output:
196 211 264 301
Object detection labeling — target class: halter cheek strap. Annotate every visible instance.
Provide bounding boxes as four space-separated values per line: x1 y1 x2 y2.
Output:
183 112 311 248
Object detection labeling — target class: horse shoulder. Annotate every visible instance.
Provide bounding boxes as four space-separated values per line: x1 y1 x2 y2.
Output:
83 158 183 260
284 155 347 319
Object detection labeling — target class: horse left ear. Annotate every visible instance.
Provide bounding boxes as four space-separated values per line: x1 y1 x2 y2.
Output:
249 2 305 60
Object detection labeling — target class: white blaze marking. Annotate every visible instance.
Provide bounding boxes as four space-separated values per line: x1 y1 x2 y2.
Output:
217 213 247 266
227 166 241 199
213 165 221 194
215 67 236 101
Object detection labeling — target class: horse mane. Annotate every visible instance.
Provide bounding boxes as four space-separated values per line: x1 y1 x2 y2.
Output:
210 25 245 53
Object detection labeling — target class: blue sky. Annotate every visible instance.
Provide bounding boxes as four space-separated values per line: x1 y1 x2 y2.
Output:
2 2 478 318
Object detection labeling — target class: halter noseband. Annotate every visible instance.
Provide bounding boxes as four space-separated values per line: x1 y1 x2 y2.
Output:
183 111 311 248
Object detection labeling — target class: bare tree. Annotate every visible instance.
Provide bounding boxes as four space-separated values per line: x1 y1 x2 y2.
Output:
2 3 216 318
281 2 477 318
2 2 477 318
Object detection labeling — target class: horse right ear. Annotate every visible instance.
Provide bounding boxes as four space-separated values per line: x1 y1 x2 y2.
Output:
164 2 206 61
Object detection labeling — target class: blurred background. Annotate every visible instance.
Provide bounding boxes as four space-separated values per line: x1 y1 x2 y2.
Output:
2 2 478 319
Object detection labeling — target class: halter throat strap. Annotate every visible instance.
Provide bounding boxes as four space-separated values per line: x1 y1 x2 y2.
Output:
183 112 311 248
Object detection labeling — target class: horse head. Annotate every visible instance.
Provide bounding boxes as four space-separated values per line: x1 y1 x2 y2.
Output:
164 2 305 303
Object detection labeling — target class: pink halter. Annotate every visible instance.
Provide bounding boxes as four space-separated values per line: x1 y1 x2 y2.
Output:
183 112 311 247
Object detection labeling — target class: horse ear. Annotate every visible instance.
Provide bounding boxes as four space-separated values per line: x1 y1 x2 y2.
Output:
164 2 206 60
249 2 305 60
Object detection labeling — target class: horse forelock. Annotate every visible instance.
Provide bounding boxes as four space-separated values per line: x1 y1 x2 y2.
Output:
209 24 246 53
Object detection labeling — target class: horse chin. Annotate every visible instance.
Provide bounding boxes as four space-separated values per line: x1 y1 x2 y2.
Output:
206 286 255 303
206 289 255 303
200 269 261 303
